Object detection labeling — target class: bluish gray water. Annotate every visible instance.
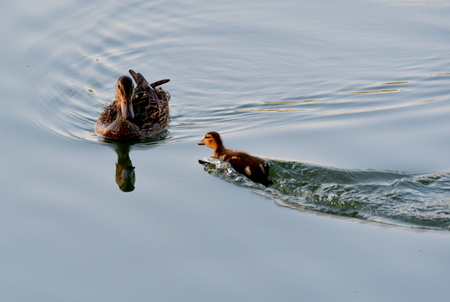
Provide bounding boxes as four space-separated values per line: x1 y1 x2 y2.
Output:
1 0 450 301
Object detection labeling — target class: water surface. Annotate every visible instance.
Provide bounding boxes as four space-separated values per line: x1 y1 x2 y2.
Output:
1 0 450 301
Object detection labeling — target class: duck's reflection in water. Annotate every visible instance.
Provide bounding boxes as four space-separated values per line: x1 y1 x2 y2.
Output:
114 143 135 192
101 132 167 192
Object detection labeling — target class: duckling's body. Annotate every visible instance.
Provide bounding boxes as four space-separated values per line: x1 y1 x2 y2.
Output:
199 132 272 186
95 69 170 140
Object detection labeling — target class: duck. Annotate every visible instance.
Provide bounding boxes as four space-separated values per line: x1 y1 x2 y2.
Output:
198 131 272 186
95 69 170 140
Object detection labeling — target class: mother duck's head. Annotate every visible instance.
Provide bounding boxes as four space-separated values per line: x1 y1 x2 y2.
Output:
115 75 135 119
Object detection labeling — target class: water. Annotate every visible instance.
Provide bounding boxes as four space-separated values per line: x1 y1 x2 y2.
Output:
28 0 450 229
202 158 450 229
1 0 450 301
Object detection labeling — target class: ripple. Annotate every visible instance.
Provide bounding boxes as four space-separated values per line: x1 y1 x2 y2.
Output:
26 0 450 146
27 1 176 145
345 89 404 94
200 158 450 230
22 0 450 230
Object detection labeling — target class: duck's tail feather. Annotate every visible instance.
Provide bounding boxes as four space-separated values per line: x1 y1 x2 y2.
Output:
129 69 150 89
129 69 162 109
150 79 170 88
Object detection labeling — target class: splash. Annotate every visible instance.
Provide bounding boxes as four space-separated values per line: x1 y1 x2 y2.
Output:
200 158 450 230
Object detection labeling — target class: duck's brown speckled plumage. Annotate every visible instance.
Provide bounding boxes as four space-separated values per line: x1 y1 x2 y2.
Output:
199 132 272 186
95 69 170 140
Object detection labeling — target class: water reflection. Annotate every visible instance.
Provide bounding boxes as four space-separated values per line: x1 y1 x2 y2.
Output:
200 158 450 230
101 132 167 192
345 89 404 94
113 143 135 192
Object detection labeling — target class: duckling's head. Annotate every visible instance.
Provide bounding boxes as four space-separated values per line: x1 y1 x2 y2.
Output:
198 131 223 150
115 75 135 119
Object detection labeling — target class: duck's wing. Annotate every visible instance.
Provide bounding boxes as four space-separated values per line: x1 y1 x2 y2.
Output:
225 153 272 186
224 153 266 175
129 69 161 108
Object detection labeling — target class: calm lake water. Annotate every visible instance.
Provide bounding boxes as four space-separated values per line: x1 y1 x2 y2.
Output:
2 0 450 300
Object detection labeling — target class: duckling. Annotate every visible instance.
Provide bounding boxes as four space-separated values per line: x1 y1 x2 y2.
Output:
198 132 272 186
95 69 170 140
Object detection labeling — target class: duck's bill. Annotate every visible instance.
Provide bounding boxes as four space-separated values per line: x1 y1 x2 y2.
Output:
198 140 205 145
121 101 135 119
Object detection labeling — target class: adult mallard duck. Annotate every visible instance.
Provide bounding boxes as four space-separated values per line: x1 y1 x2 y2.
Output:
95 69 170 140
198 132 273 186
